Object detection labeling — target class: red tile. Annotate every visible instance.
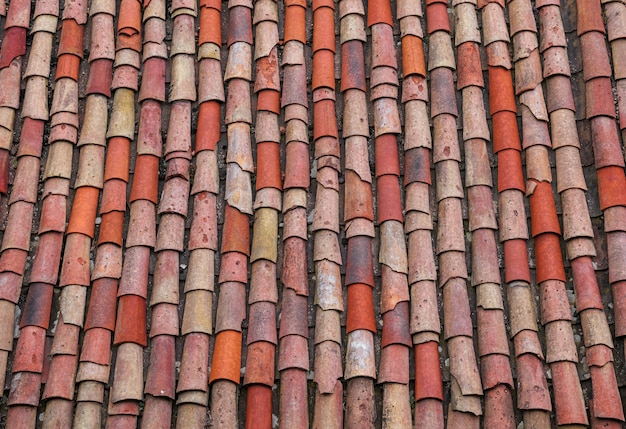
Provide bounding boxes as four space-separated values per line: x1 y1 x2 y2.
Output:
228 7 252 45
42 354 78 400
312 7 336 53
377 175 403 222
247 302 277 344
129 155 159 203
221 205 251 255
596 166 626 210
503 239 531 283
80 327 113 365
456 42 484 89
0 27 26 69
113 294 147 346
28 232 64 285
429 68 457 117
138 58 166 102
381 301 411 347
346 283 376 333
85 59 113 97
576 0 605 36
340 41 366 92
586 77 617 119
345 235 375 286
144 335 176 398
488 67 517 115
245 384 273 427
414 341 444 401
551 361 588 425
278 289 308 338
426 3 451 34
243 341 275 386
367 0 393 26
281 238 308 296
378 344 410 383
278 335 309 371
12 326 46 373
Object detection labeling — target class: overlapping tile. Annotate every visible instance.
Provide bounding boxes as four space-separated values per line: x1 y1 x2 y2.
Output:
208 0 253 424
5 0 83 425
0 0 57 397
311 0 344 426
277 0 310 426
454 1 515 427
479 0 553 427
104 0 150 425
368 0 411 427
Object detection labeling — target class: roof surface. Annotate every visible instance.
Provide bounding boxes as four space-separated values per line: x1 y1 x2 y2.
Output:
0 0 625 427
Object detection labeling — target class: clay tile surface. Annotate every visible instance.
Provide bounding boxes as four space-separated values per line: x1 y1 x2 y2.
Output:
0 0 623 426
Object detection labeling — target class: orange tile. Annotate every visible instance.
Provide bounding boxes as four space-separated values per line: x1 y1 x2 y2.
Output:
529 181 561 236
257 89 280 114
67 186 100 238
402 35 426 79
221 205 251 255
312 50 336 91
58 19 85 58
209 330 243 384
367 0 392 26
313 99 339 140
426 3 451 34
497 149 524 192
129 154 159 203
534 233 566 283
199 7 221 45
596 166 626 210
312 7 336 53
54 54 80 81
284 5 306 43
346 283 376 333
488 67 517 115
243 342 275 386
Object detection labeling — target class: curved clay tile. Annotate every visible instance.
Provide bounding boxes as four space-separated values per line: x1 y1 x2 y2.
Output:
308 1 345 427
477 0 555 426
243 6 281 423
0 0 32 195
142 13 195 419
455 6 515 424
206 1 252 426
3 0 81 426
430 23 479 427
508 0 595 424
341 14 377 422
278 6 310 414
